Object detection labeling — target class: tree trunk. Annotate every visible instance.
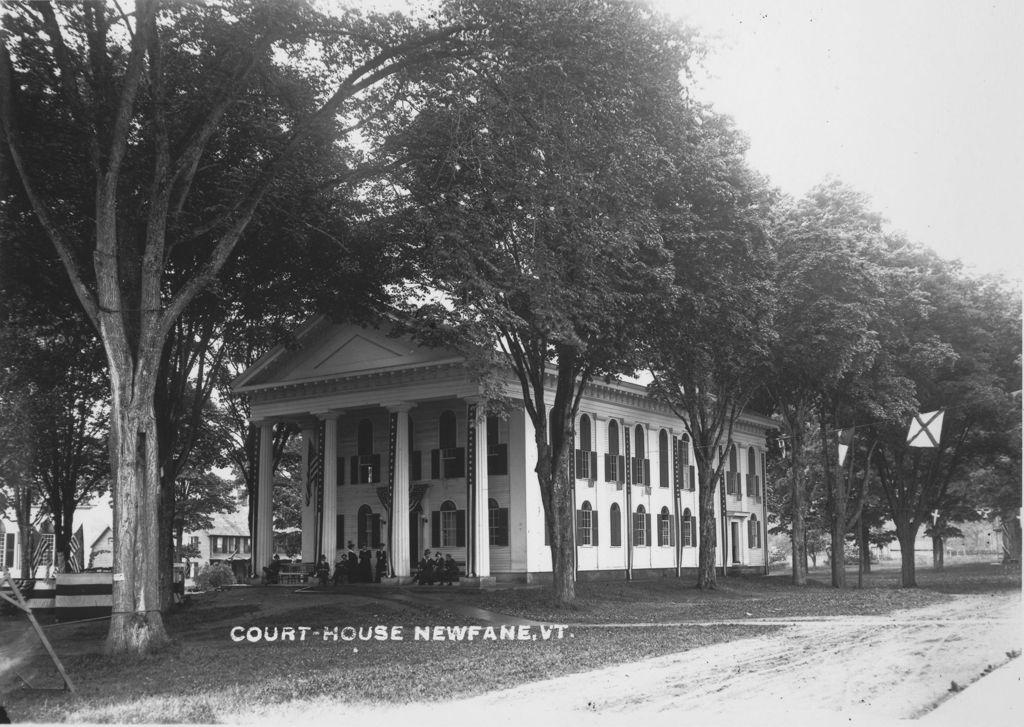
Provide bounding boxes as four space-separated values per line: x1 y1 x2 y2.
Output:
859 521 872 573
830 523 846 588
158 480 175 610
696 505 718 589
790 453 808 585
932 535 944 570
895 522 918 587
105 368 169 654
537 448 575 605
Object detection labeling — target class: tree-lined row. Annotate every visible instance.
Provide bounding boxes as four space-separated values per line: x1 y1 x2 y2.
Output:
1 0 1019 658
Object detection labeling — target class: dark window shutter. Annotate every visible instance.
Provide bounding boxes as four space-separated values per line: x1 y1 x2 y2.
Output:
611 509 621 547
488 443 508 476
431 449 440 479
411 451 422 481
431 511 441 548
337 457 345 487
455 510 466 547
371 454 382 484
645 513 652 546
590 451 598 480
576 509 584 543
445 448 466 478
574 450 584 479
669 516 676 547
644 459 651 487
498 508 509 546
371 514 381 547
604 453 614 481
689 466 696 491
592 511 599 545
617 455 625 484
350 456 359 485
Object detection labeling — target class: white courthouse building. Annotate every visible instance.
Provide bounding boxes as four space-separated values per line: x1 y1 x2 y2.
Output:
233 317 772 584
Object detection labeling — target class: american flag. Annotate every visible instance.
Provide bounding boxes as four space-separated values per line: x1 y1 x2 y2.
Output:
68 525 85 573
32 532 53 572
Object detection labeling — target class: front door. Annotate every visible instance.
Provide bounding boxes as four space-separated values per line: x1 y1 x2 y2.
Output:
730 521 741 564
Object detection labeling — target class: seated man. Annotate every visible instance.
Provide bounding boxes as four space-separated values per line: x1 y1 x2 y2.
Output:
442 553 460 586
262 554 281 585
316 554 330 586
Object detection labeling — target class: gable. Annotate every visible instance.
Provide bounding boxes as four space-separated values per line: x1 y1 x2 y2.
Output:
237 321 463 390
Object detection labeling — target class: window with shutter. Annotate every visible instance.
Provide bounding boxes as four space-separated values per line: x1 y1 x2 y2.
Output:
610 504 622 547
659 430 670 487
578 501 593 546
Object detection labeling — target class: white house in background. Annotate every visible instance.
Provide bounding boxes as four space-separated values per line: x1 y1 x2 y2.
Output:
0 496 115 578
234 317 773 584
182 509 253 583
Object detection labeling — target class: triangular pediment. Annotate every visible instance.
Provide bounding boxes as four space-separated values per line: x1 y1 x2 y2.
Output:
236 320 463 390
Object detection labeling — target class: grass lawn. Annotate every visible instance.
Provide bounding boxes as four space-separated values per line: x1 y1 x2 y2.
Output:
1 560 1018 723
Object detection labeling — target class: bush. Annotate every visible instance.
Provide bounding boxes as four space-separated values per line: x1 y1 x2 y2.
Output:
195 562 236 591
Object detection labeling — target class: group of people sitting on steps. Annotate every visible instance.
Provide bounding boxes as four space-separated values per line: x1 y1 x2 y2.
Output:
412 549 460 586
323 542 388 585
265 543 388 586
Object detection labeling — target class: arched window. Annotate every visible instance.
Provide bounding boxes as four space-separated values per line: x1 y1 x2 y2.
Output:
633 504 650 547
680 433 694 491
682 508 694 547
577 500 597 546
610 503 622 547
747 447 757 497
633 425 648 485
658 506 674 546
488 497 509 546
575 414 596 480
634 425 646 458
357 504 380 549
658 429 670 488
605 420 622 483
726 443 739 496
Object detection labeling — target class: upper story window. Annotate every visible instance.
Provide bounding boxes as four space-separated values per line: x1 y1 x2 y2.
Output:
658 429 670 488
575 414 596 480
431 410 465 479
487 415 508 476
632 424 649 485
605 420 623 483
352 418 381 484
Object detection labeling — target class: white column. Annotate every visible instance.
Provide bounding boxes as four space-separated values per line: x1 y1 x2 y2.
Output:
471 402 490 577
300 425 317 562
389 405 413 577
255 422 275 574
320 416 338 561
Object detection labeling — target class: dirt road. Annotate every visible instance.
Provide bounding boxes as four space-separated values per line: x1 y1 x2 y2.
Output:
239 590 1021 725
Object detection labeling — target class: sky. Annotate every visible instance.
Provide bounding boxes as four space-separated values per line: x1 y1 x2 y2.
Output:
660 0 1024 280
357 0 1024 280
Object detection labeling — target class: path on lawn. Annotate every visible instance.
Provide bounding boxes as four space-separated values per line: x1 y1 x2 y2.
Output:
237 590 1022 726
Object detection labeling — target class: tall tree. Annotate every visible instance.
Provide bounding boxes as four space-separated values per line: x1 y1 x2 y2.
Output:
647 114 776 589
1 0 460 653
378 0 700 603
869 253 1020 587
765 181 896 586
